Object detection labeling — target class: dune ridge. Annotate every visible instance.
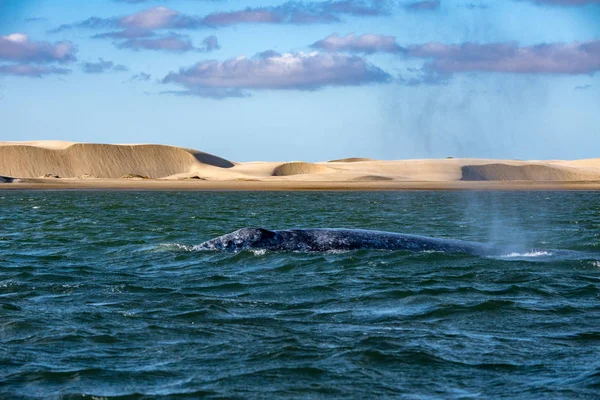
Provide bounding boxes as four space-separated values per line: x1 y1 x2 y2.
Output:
272 162 333 176
1 141 600 189
461 164 600 181
351 175 395 181
0 142 233 179
328 157 374 163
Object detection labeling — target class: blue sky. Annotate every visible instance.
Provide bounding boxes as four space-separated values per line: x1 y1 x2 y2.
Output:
0 0 599 161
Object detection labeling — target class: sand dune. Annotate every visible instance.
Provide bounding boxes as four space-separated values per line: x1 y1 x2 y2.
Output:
351 175 395 181
0 142 233 179
328 157 374 163
1 141 600 189
272 162 334 176
461 164 600 181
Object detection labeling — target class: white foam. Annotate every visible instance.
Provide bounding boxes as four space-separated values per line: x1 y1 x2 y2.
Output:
251 249 267 256
158 243 196 252
500 251 552 258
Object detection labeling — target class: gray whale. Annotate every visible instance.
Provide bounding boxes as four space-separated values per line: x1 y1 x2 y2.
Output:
196 228 498 255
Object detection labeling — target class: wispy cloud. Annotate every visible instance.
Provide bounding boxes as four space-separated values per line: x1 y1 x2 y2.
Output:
405 1 441 10
81 58 128 73
0 33 76 63
117 34 219 52
312 33 404 53
524 0 600 5
202 0 390 26
312 33 600 84
113 0 155 3
130 72 151 81
407 41 600 75
0 64 71 77
574 84 592 90
162 51 390 98
52 1 390 37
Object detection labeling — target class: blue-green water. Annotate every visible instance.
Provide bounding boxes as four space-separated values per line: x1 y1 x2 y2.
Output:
1 191 599 399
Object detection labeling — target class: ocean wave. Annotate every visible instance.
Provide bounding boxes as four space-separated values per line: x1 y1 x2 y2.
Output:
499 251 553 258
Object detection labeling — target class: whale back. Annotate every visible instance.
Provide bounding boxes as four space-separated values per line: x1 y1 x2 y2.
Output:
198 227 277 251
197 227 493 255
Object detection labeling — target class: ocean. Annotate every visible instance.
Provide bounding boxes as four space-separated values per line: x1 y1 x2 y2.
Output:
1 191 599 399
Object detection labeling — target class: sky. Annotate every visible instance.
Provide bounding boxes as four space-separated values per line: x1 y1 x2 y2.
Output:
0 0 599 161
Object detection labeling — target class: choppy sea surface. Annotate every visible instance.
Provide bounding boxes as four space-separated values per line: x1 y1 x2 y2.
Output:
1 191 599 399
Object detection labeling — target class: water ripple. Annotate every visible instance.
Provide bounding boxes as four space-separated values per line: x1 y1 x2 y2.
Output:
1 191 599 398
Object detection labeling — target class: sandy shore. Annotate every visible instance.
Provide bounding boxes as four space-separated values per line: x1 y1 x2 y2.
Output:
1 141 600 191
3 178 600 191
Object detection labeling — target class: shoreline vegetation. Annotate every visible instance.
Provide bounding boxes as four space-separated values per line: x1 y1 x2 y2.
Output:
2 141 600 191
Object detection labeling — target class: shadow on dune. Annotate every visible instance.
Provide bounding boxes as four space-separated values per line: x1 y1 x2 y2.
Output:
187 150 235 169
461 164 600 181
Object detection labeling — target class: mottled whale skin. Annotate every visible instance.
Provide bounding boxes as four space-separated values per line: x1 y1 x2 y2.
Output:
197 227 498 255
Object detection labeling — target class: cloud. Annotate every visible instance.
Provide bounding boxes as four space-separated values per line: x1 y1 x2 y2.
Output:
52 6 200 33
119 6 201 30
160 88 249 100
118 34 194 52
130 72 151 81
162 51 390 98
574 84 592 90
93 29 156 39
312 33 404 53
311 34 600 76
0 64 70 77
53 1 390 35
201 35 220 51
117 33 219 52
0 33 76 63
405 1 441 10
524 0 600 5
201 1 390 26
313 34 600 84
81 58 128 73
25 17 47 23
407 41 600 75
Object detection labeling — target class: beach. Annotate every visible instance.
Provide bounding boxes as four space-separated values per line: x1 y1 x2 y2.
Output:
1 141 600 191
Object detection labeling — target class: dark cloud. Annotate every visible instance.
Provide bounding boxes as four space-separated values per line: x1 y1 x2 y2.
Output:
312 33 404 53
405 1 441 10
0 64 70 77
162 51 390 98
81 58 128 73
0 33 76 63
